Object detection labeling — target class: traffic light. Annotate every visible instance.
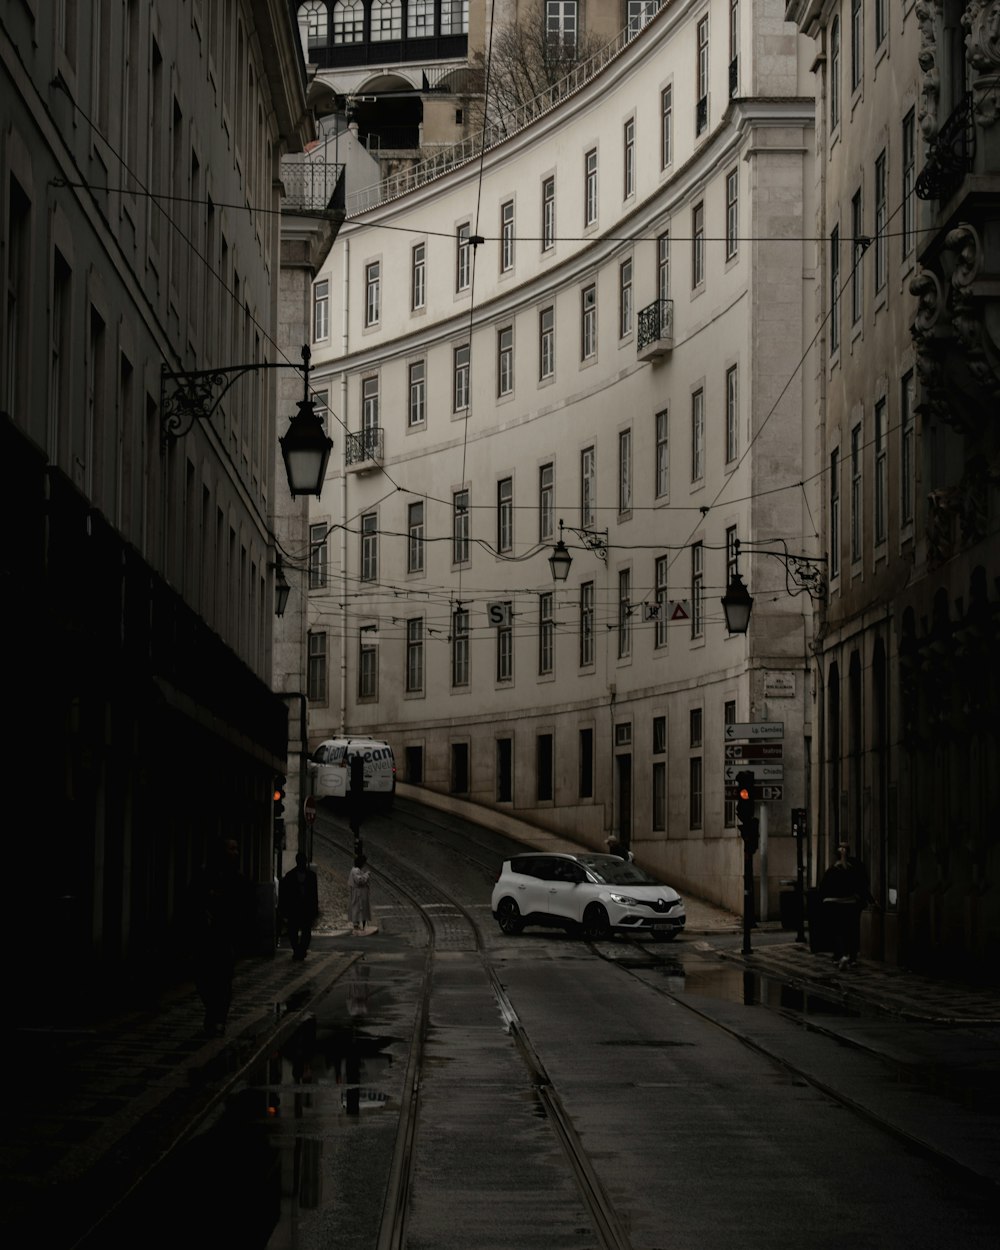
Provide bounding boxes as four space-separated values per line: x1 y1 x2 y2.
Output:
273 774 286 844
735 770 759 853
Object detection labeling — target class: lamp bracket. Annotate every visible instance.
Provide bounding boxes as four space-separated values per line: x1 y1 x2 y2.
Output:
560 518 609 563
735 539 827 601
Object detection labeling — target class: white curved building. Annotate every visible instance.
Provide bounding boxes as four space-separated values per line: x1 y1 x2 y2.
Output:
304 1 818 913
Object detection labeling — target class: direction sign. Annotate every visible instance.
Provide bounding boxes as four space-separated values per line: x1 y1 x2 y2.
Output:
725 783 784 802
725 721 784 741
724 743 784 761
724 763 784 783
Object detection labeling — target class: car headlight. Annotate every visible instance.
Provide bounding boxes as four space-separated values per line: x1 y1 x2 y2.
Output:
608 892 640 906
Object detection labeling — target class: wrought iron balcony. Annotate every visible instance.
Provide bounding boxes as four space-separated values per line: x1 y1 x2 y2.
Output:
279 159 343 216
637 299 674 361
915 93 975 204
346 426 383 468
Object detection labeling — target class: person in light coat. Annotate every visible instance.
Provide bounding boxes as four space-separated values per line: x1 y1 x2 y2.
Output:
348 853 371 931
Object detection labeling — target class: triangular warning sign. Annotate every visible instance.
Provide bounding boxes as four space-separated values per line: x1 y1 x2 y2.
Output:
669 602 690 621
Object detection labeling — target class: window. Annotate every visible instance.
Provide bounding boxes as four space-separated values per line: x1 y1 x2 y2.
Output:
851 190 863 323
408 500 425 573
726 525 739 583
536 735 554 801
690 707 703 747
362 375 379 433
452 606 470 686
725 168 738 260
359 631 378 699
831 226 841 352
875 0 887 49
454 343 470 411
361 511 378 581
580 582 595 666
365 260 380 326
661 86 673 168
500 199 515 273
313 278 329 340
497 737 512 801
539 306 555 380
497 609 513 682
456 222 471 291
656 409 670 498
579 727 594 798
497 476 513 552
546 0 578 55
830 448 841 578
584 149 598 227
371 0 402 41
332 0 363 43
901 371 915 527
403 360 426 428
696 17 709 135
453 489 470 563
628 1 657 35
729 0 739 93
691 389 705 482
618 569 632 658
623 117 635 199
407 0 432 36
539 592 554 674
307 630 327 702
830 17 841 129
581 284 597 359
581 445 596 528
655 555 669 647
874 397 887 545
451 742 469 794
726 366 738 463
692 201 705 287
309 522 328 588
689 756 703 829
497 325 513 395
902 110 916 258
618 428 632 514
691 541 704 638
4 178 30 418
658 230 670 301
850 422 862 563
652 757 666 831
850 0 862 92
874 151 887 293
619 258 633 338
406 617 424 692
542 176 555 251
299 1 329 47
411 242 426 310
441 0 468 36
539 462 554 541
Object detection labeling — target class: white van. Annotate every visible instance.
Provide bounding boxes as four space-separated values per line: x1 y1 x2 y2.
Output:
307 737 396 804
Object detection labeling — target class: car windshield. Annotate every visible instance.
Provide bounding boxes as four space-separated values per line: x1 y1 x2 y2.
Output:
577 855 661 886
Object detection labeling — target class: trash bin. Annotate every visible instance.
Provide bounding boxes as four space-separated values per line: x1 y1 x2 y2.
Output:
779 881 802 931
806 888 834 953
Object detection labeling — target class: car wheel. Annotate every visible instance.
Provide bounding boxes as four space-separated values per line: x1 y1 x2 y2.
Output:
497 897 524 935
581 903 611 942
652 929 677 943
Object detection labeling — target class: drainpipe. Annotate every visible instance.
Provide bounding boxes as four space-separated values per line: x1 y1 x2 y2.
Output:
338 237 350 735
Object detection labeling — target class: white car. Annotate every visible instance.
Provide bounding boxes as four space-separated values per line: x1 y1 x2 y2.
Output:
491 852 686 942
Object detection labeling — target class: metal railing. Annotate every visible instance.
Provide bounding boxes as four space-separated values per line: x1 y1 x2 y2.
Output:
915 93 976 203
280 159 343 215
345 2 664 215
637 299 674 352
346 427 384 465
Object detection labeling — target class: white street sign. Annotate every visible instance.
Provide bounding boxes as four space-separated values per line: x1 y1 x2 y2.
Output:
487 601 512 627
724 763 785 782
725 721 784 741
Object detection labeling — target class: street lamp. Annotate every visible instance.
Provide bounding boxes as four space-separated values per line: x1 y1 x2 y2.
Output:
721 571 754 635
548 518 609 582
160 343 332 498
721 538 826 634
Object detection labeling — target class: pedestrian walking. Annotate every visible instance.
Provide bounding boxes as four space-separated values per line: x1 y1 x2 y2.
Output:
348 853 371 932
279 852 320 961
185 837 255 1036
818 841 872 969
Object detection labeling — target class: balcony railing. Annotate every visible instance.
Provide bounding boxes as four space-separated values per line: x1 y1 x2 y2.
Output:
915 93 976 203
637 299 674 361
346 427 383 467
279 159 344 216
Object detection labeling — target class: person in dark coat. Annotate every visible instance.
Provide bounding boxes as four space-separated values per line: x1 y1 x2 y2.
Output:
185 837 255 1035
348 751 367 853
279 852 320 961
818 842 872 969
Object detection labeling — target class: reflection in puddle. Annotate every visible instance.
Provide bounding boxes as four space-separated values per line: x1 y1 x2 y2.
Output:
675 962 861 1018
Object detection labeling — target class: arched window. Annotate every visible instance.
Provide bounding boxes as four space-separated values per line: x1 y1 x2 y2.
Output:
332 0 364 43
440 0 469 35
407 0 433 38
371 0 402 41
297 2 329 55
